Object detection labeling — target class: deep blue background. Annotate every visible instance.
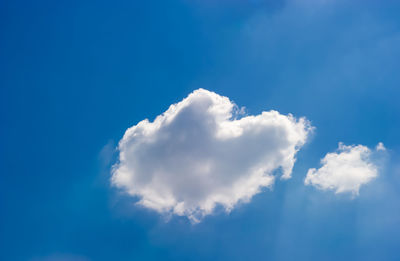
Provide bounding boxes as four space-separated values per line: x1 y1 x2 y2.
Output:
1 0 400 260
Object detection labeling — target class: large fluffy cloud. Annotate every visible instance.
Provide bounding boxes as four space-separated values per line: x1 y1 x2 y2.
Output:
112 89 312 222
305 143 385 195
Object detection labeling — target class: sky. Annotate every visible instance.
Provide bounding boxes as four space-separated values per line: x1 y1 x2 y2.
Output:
1 0 400 260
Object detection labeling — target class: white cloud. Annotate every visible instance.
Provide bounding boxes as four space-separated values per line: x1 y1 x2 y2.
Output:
376 142 386 151
111 89 312 222
305 142 384 196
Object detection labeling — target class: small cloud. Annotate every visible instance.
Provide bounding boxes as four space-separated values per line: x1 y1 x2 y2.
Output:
376 142 386 151
112 89 312 222
305 142 384 196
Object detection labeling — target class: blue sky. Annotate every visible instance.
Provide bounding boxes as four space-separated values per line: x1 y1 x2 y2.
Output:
1 0 400 260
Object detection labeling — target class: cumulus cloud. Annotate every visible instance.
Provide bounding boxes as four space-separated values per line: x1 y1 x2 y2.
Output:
111 89 312 222
305 143 385 196
376 142 386 151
